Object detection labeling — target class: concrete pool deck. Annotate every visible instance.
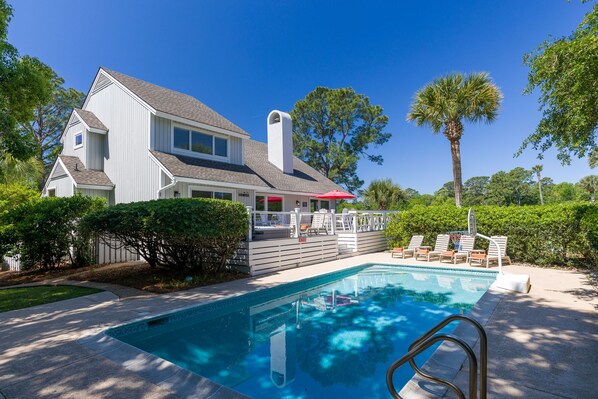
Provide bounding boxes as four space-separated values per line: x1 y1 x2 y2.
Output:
0 253 596 398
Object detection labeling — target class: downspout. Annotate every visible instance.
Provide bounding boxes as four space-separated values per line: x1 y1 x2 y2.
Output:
157 178 177 199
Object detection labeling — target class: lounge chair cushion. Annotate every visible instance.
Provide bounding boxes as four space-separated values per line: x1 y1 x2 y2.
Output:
418 249 429 254
392 247 404 252
442 250 455 256
471 253 487 259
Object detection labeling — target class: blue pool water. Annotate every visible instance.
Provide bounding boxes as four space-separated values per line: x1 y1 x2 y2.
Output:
109 264 496 399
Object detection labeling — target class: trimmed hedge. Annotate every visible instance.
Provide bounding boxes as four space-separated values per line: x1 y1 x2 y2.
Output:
80 198 249 272
0 195 106 269
385 204 598 267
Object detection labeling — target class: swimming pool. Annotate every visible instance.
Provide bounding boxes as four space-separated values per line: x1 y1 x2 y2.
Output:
109 264 496 398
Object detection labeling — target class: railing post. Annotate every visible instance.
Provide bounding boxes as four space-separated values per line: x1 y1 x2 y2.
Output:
369 212 374 231
293 207 301 238
330 209 336 235
246 206 253 242
350 211 358 233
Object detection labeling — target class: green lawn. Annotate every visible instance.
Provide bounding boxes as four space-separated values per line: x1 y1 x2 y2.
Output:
0 285 103 313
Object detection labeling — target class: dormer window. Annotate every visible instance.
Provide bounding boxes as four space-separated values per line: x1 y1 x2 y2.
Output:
74 132 83 149
173 125 228 159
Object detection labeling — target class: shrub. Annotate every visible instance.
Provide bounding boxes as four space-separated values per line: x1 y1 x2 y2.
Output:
0 195 106 270
81 198 249 272
385 204 598 267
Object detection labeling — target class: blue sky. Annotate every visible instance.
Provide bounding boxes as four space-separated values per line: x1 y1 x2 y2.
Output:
9 0 594 193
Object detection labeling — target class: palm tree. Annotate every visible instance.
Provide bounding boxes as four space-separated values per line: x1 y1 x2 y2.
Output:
407 73 502 207
0 153 42 187
531 164 544 205
589 148 598 169
362 179 405 210
578 175 598 203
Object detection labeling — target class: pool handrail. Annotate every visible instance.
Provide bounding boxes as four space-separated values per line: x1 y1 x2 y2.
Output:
386 314 488 399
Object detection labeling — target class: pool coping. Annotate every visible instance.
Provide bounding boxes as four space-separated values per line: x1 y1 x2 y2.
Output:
77 263 502 399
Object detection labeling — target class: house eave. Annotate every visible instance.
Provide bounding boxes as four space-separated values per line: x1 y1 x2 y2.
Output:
154 111 250 139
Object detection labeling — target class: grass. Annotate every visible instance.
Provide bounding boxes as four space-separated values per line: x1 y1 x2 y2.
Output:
0 285 103 313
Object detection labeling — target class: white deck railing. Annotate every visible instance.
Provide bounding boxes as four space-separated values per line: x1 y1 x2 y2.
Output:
246 207 399 241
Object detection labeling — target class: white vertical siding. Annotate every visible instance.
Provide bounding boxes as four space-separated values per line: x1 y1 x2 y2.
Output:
152 115 171 152
48 176 74 197
76 188 111 203
86 83 156 204
62 121 86 165
86 133 104 170
230 137 243 165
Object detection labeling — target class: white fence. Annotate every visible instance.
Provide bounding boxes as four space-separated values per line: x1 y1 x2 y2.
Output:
2 255 21 271
95 237 139 264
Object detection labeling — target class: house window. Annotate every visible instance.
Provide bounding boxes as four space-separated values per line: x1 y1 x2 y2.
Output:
191 189 233 201
74 133 83 149
256 195 283 212
48 188 56 197
173 126 228 158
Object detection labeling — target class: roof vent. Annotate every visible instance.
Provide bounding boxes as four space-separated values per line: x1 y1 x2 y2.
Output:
267 110 293 174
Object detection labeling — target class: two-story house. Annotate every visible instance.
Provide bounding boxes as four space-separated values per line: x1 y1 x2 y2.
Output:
43 67 343 214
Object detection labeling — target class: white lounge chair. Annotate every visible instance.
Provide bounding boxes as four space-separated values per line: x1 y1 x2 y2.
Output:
390 235 424 258
307 213 328 235
439 235 475 264
469 236 511 268
415 234 450 261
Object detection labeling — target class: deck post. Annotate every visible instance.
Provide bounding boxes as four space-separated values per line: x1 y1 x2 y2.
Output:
330 210 336 235
350 211 358 233
246 206 253 242
293 208 301 238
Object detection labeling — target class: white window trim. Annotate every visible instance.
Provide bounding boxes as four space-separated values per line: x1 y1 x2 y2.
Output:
256 193 285 212
74 131 84 150
188 185 236 201
171 123 230 162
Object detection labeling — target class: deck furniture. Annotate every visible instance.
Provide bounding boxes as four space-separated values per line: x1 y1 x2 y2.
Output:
415 234 450 261
307 213 328 235
439 235 475 264
469 236 511 268
390 235 424 258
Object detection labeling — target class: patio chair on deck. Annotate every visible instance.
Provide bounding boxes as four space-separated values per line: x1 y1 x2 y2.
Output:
290 213 308 237
469 236 511 268
390 235 424 258
307 213 328 235
439 235 475 264
415 234 450 261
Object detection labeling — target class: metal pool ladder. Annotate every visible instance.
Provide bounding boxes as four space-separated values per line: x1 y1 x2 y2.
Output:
386 314 488 399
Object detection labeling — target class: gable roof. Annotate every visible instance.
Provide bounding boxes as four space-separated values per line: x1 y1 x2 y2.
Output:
59 155 114 187
151 140 343 195
73 108 108 132
101 68 249 137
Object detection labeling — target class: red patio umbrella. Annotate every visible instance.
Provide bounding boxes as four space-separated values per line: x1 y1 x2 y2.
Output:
315 190 356 199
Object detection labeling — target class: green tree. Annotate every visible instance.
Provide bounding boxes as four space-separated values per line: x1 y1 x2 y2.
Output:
578 175 598 203
407 73 502 207
0 152 41 187
0 0 53 160
291 87 391 192
531 164 544 205
462 176 489 206
589 148 598 168
19 74 84 188
486 167 536 206
521 3 598 163
431 181 455 205
545 182 578 204
361 179 405 210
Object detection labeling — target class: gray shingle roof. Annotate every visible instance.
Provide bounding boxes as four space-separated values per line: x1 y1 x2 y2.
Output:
151 140 343 195
59 155 114 187
101 68 249 137
150 150 270 189
74 108 108 131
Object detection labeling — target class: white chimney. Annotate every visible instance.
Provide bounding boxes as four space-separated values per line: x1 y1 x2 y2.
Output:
267 110 294 174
